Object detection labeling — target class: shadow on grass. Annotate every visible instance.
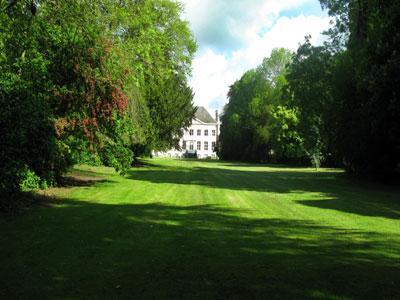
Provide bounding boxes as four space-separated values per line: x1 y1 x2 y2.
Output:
59 175 112 187
297 198 400 219
0 169 117 215
127 165 400 220
0 199 399 299
161 158 303 169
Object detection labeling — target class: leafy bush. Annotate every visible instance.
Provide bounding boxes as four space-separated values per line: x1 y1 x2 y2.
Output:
0 81 69 195
18 168 41 192
100 142 133 175
66 137 102 166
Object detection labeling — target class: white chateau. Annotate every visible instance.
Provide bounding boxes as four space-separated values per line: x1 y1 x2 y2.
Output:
154 107 220 159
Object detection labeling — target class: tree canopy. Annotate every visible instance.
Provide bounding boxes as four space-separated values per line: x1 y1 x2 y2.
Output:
0 0 197 200
287 0 400 177
220 0 400 178
219 48 304 163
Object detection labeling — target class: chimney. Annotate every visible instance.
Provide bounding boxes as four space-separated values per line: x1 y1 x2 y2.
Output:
215 110 219 123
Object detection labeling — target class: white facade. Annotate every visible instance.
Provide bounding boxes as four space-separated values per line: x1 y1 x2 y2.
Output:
154 107 220 159
181 119 218 158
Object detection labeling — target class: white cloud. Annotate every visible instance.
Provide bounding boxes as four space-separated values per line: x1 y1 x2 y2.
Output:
189 49 238 111
181 1 332 111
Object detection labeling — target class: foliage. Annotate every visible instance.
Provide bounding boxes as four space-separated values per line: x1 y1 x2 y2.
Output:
269 105 305 163
18 168 41 192
99 141 133 175
220 1 399 176
0 0 132 194
0 79 68 194
286 0 400 177
333 0 400 177
111 0 197 153
219 48 305 163
145 75 196 151
67 137 102 166
286 38 336 167
0 0 196 196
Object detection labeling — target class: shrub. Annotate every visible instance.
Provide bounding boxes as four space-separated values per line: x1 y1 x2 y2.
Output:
0 82 70 195
99 142 133 175
18 168 41 192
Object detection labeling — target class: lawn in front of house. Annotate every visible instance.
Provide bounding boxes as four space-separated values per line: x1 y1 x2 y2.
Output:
1 159 399 299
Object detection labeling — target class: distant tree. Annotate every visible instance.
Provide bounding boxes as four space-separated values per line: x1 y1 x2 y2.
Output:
146 75 196 151
286 0 400 177
219 48 305 163
113 0 197 154
220 69 266 161
286 38 337 167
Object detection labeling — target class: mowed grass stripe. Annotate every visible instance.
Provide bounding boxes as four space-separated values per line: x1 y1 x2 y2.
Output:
0 158 399 299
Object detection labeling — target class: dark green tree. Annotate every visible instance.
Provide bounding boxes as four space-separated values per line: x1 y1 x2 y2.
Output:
327 0 399 176
286 37 337 168
0 0 197 202
286 0 400 176
219 48 305 163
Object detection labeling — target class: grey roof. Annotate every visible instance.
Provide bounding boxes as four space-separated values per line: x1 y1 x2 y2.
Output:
194 106 216 123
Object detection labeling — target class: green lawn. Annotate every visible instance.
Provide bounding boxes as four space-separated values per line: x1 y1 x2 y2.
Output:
1 159 399 299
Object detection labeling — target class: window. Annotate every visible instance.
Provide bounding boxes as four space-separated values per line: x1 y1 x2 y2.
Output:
204 129 208 136
189 129 194 136
189 142 194 150
204 141 208 151
182 141 186 150
197 141 201 150
212 130 216 136
197 129 201 136
212 141 216 151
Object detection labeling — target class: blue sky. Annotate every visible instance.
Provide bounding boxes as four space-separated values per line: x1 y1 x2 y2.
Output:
281 1 327 18
181 0 331 111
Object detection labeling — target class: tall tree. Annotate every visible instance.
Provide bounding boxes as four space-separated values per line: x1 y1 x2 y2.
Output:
325 0 399 176
112 0 197 152
0 0 197 200
286 0 400 176
286 37 337 168
219 48 304 163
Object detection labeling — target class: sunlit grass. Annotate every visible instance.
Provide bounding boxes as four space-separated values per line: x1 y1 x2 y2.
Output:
1 159 399 299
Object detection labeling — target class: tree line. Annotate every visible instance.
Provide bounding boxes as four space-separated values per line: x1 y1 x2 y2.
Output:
219 0 400 179
0 0 196 201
